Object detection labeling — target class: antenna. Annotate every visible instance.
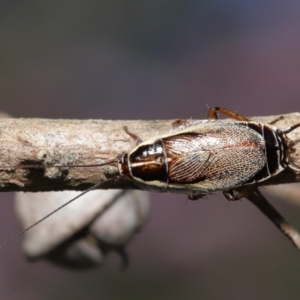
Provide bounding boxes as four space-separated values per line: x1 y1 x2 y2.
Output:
12 157 119 170
0 177 118 250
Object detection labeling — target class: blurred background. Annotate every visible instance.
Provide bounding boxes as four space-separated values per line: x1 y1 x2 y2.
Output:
1 1 300 299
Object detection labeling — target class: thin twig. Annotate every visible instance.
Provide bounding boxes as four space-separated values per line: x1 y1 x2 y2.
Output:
245 188 300 250
0 113 299 192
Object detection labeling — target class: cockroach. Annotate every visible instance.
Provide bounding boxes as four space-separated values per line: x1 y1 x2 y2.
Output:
111 107 300 201
1 107 300 250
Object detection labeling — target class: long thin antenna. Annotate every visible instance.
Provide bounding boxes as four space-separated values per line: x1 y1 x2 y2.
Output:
0 177 117 250
283 123 300 134
9 158 119 170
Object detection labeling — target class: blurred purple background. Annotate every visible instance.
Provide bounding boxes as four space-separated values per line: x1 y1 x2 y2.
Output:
1 1 300 299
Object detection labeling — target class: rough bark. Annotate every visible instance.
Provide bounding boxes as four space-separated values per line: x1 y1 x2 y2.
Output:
0 113 299 192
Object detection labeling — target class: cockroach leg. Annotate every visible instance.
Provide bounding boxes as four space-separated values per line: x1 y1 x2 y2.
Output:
223 190 238 201
188 192 207 201
123 126 143 144
269 116 284 125
207 107 249 121
172 119 189 128
223 187 254 201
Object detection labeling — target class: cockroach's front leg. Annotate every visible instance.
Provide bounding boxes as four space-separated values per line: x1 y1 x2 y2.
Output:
123 126 143 144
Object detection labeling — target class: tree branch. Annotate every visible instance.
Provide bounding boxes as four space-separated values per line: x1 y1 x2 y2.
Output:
0 113 299 192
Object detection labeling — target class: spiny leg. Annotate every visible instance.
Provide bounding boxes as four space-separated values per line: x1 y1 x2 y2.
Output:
123 126 143 144
269 116 284 125
223 186 255 201
172 119 204 130
207 107 249 121
188 192 207 201
172 119 189 128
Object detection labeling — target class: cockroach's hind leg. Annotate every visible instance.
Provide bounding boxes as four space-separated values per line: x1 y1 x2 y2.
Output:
123 126 143 144
188 192 207 201
207 107 249 121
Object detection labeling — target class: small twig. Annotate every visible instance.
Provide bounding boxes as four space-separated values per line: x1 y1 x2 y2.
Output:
0 113 299 192
246 188 300 249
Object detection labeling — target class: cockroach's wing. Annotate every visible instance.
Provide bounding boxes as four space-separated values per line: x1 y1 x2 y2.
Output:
193 144 265 190
169 150 212 183
163 122 267 191
163 134 212 183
